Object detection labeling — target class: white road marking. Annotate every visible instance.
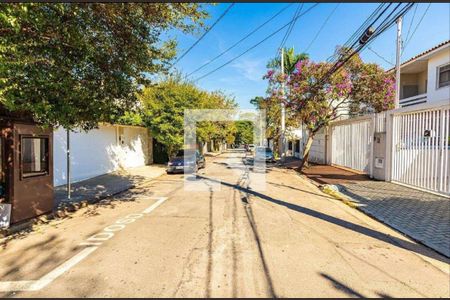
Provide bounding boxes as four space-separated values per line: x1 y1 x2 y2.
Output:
142 197 168 214
0 281 36 292
34 246 98 290
0 247 97 292
78 242 102 246
0 196 168 292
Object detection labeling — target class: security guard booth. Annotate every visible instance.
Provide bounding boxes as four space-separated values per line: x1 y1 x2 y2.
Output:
0 109 53 226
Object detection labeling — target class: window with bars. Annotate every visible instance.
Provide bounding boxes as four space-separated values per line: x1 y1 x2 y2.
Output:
438 63 450 88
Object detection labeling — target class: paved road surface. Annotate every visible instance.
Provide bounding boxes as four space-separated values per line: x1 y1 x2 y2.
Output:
0 151 448 297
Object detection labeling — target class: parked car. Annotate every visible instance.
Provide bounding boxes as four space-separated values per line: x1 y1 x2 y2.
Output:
247 144 255 152
166 150 205 174
254 146 275 162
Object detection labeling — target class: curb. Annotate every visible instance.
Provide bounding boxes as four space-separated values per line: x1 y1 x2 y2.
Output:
319 184 359 209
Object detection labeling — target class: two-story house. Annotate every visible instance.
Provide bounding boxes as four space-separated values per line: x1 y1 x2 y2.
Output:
392 40 450 107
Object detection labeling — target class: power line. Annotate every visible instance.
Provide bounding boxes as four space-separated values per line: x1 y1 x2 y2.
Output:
172 3 235 67
315 3 414 92
278 3 304 52
367 46 395 66
304 3 340 53
403 3 431 51
403 3 418 46
193 3 320 82
186 3 293 78
326 3 387 63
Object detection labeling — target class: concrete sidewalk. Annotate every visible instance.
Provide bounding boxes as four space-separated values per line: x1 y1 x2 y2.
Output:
302 164 450 258
54 165 167 209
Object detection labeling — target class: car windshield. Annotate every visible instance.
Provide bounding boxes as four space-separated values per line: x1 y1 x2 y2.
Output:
256 147 272 154
174 150 196 158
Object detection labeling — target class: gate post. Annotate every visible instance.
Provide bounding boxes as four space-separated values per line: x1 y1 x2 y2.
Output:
385 111 394 182
327 125 333 165
369 114 375 178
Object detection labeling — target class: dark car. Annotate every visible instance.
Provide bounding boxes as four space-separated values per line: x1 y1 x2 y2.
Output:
254 146 275 163
166 149 206 174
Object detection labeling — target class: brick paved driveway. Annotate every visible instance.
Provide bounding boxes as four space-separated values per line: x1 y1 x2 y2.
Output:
302 164 450 258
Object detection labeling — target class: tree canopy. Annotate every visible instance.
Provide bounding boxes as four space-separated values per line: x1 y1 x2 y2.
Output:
139 75 237 157
234 121 254 145
0 3 208 129
264 47 395 169
251 47 307 156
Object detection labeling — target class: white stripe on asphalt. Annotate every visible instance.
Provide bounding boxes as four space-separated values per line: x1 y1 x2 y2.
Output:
0 196 168 292
0 247 98 292
35 246 99 290
0 281 36 292
142 197 167 214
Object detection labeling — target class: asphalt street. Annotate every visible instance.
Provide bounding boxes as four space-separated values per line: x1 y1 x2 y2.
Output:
0 150 448 298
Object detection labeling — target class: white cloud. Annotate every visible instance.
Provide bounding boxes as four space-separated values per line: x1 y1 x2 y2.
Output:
231 57 266 82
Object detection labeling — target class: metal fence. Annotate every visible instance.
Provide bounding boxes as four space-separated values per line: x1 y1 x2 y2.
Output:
391 105 450 195
327 100 450 196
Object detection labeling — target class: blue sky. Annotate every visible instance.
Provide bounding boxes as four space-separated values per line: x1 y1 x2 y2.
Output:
171 3 450 109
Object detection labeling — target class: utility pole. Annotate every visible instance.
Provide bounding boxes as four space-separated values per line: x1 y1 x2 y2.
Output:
394 16 402 109
66 129 71 200
280 47 286 162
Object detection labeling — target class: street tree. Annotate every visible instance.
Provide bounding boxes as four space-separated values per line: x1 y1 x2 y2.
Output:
196 90 237 151
0 3 208 130
267 46 309 75
140 76 237 158
139 76 201 157
251 47 308 157
265 50 395 170
234 121 254 146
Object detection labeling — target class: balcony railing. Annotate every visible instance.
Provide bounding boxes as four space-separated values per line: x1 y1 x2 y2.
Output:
399 93 427 107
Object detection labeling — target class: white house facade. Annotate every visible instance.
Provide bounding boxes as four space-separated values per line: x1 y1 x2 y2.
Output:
395 40 450 107
53 124 152 186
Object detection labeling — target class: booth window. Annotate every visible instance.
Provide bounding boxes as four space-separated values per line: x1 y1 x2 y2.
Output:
21 137 49 178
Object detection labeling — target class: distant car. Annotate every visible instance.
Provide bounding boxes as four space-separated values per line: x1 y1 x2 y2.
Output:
254 147 275 162
248 144 255 152
166 149 206 174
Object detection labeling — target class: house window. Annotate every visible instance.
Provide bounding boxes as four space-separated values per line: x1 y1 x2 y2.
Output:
288 141 293 150
438 64 450 88
21 137 49 178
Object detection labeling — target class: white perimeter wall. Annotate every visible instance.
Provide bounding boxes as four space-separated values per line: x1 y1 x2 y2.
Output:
309 129 326 164
54 125 150 186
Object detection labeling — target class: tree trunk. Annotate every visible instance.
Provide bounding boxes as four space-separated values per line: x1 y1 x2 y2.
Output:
297 134 314 172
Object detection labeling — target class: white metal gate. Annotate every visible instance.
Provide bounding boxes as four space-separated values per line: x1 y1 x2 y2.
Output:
391 106 450 195
331 119 372 173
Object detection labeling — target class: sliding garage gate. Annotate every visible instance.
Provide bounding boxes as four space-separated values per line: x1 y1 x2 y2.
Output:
331 118 373 174
391 105 450 195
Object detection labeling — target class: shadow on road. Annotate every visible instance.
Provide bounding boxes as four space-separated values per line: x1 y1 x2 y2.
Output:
195 175 449 264
319 273 365 298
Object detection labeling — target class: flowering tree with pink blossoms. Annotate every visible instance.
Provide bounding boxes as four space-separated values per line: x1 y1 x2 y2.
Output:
264 51 395 170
